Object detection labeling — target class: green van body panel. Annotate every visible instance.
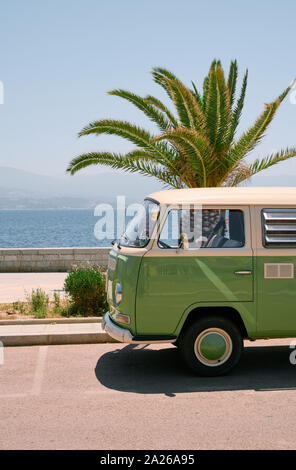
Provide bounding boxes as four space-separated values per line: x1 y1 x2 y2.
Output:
107 249 142 335
256 255 296 337
106 249 296 341
175 300 256 337
135 255 254 336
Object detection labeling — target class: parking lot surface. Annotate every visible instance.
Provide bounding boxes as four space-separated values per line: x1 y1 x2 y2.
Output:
0 340 296 449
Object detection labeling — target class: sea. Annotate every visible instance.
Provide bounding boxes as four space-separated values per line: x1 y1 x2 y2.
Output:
0 209 117 248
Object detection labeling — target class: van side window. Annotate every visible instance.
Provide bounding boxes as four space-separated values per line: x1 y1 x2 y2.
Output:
158 208 245 249
262 208 296 247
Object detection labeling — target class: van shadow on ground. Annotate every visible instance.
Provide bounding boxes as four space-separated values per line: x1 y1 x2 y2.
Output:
94 344 296 396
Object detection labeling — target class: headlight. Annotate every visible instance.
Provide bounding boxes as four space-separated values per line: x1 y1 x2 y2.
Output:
114 282 122 305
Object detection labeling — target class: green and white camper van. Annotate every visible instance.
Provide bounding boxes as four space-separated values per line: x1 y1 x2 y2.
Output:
102 187 296 376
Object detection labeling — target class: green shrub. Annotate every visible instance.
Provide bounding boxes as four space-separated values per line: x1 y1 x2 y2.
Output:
12 301 19 311
19 304 26 314
52 292 64 315
60 303 79 317
53 292 60 309
33 308 47 319
29 288 49 314
64 268 107 316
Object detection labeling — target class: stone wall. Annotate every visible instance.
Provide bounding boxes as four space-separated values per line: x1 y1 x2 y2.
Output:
0 247 111 272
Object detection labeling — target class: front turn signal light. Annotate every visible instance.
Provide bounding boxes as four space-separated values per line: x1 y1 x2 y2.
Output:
115 312 130 325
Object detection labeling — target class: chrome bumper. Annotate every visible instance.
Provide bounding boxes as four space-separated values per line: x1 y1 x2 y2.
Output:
102 311 134 343
102 311 177 344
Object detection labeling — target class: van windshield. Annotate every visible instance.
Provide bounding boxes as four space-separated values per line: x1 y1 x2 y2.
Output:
119 200 160 248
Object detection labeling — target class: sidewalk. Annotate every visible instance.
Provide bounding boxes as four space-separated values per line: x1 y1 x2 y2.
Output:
0 273 68 303
0 273 116 346
0 319 116 346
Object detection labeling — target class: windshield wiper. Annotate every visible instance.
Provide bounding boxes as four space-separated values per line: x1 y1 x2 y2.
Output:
111 239 121 249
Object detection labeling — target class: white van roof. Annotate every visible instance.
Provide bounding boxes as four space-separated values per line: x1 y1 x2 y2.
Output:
147 187 296 206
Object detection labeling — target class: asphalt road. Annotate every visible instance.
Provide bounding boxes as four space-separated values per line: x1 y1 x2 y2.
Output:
1 339 296 450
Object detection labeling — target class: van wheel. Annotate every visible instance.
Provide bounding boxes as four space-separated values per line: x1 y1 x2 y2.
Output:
179 316 243 376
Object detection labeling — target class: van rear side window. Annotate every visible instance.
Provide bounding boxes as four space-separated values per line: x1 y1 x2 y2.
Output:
262 208 296 247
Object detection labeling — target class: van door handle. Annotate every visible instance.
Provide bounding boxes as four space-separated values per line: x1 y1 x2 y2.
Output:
234 270 252 275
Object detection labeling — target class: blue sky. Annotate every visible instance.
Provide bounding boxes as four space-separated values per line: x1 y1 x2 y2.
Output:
0 0 295 189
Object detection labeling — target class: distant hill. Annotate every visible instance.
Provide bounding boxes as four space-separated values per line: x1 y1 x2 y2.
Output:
0 167 163 209
0 166 295 209
0 195 98 210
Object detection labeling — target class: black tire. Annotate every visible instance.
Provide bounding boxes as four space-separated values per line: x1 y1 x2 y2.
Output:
178 316 243 376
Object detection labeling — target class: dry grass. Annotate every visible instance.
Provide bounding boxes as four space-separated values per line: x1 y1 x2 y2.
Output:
0 299 70 320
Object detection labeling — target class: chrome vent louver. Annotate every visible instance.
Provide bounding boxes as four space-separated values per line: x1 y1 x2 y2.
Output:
262 209 296 247
264 263 294 279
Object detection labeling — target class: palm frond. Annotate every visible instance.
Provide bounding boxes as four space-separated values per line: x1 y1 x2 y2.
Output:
227 97 284 168
67 151 183 188
108 89 172 131
191 81 204 110
221 162 252 186
227 60 238 108
153 67 178 81
78 119 183 179
229 69 248 140
67 152 125 175
152 67 177 100
164 76 206 132
248 147 296 176
144 95 179 127
152 70 190 128
152 68 206 132
202 75 209 112
205 65 219 147
154 128 213 186
215 65 232 152
278 78 296 102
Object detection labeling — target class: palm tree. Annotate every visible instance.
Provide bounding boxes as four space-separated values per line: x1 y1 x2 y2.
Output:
67 60 296 188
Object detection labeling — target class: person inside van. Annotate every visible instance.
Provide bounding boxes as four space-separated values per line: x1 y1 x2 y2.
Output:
203 209 245 248
180 209 245 249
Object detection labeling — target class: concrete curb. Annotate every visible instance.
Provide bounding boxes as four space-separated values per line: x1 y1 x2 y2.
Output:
0 317 102 326
0 321 118 346
0 333 117 347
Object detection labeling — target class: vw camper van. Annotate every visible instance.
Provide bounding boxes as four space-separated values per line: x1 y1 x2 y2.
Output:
102 187 296 376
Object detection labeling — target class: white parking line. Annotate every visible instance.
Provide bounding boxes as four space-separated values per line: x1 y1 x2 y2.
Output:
0 393 28 398
31 346 48 396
